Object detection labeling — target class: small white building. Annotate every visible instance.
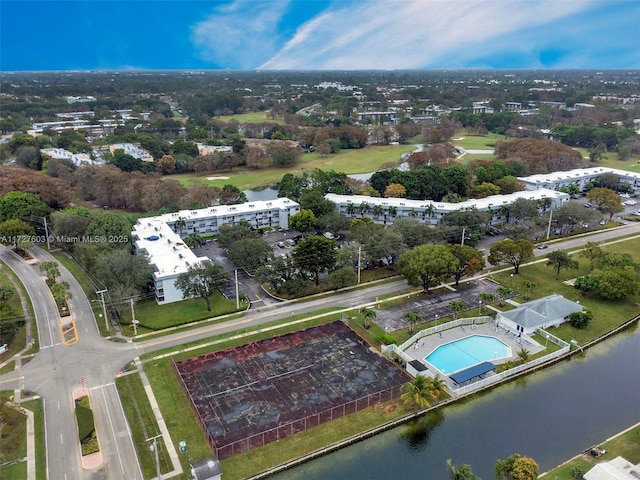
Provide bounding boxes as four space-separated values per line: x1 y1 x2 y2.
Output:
584 456 640 480
109 143 154 162
325 189 568 227
132 198 300 304
496 294 584 335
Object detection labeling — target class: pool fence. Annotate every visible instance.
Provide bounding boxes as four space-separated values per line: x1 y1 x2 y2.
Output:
382 317 570 397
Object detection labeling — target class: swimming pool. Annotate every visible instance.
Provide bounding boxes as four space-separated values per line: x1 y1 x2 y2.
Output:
425 335 511 374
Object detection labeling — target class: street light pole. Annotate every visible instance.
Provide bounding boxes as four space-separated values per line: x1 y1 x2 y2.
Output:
235 269 240 310
146 434 163 480
96 289 109 331
130 298 137 337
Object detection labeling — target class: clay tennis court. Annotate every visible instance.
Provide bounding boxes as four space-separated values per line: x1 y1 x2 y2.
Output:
174 321 408 458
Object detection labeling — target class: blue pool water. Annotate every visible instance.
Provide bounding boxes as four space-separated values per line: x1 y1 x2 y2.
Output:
425 335 511 374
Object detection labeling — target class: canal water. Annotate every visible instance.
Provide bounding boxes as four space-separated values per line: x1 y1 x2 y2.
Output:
271 326 640 480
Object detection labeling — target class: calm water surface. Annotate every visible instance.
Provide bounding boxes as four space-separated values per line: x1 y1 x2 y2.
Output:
272 327 640 480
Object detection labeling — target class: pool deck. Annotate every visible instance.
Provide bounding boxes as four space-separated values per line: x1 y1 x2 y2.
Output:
404 321 546 387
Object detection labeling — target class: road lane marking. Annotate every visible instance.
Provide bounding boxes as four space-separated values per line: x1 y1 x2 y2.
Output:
99 385 127 477
60 433 63 444
57 400 60 410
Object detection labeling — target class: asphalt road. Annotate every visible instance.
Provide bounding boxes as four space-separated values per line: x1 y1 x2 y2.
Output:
1 220 640 479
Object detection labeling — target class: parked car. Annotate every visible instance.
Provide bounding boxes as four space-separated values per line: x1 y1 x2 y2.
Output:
323 232 335 239
584 202 593 208
538 243 549 249
599 220 606 225
277 241 285 248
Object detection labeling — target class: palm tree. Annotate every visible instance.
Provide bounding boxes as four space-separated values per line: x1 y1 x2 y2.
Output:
51 281 72 311
404 311 422 334
479 292 495 313
346 203 356 217
176 216 187 236
447 459 480 480
388 206 398 218
429 375 447 400
523 280 536 301
496 286 512 307
359 307 376 329
372 204 384 218
408 208 418 218
360 201 370 217
425 203 436 219
449 300 465 320
498 205 511 223
184 234 205 249
401 375 434 414
517 347 530 364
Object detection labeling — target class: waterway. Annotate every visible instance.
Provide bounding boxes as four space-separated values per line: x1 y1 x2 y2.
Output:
271 326 640 480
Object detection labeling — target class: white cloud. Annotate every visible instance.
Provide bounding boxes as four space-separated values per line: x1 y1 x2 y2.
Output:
191 0 291 69
259 0 594 69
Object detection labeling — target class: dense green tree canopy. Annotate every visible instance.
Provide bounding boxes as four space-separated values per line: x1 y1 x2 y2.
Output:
0 191 51 226
227 238 273 274
488 239 534 274
398 244 458 293
289 209 317 235
292 235 337 285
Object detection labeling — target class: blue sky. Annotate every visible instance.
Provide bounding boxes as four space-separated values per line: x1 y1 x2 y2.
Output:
1 0 638 71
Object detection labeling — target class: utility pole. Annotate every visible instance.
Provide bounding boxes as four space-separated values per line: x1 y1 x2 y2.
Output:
146 434 163 480
130 298 137 337
357 246 362 284
235 269 240 309
96 289 109 331
546 210 553 240
43 216 51 250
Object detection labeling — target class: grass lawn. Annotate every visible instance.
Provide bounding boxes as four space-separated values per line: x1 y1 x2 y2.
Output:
452 132 504 150
50 250 108 336
0 260 35 356
115 374 173 478
0 400 27 468
572 148 640 173
172 144 414 191
490 238 640 344
542 424 640 479
217 110 285 124
21 398 46 480
121 294 241 335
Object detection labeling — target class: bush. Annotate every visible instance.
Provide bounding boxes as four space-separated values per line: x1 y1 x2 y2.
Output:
376 333 398 345
75 405 95 442
81 430 99 456
567 310 593 329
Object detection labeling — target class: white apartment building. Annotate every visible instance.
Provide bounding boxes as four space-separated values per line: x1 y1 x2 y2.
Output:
40 148 97 166
325 189 568 227
518 167 640 194
132 198 300 304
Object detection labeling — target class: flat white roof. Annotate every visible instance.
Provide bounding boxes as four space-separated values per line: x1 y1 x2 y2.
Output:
154 197 298 224
133 217 207 279
133 198 299 280
519 167 640 184
325 188 566 211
